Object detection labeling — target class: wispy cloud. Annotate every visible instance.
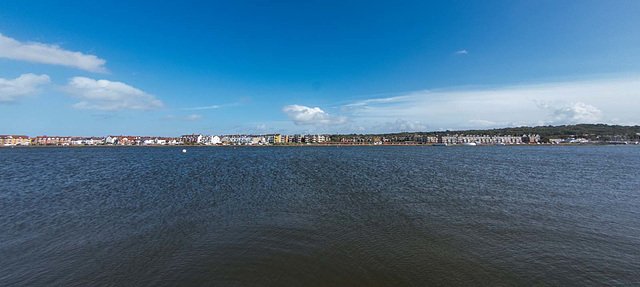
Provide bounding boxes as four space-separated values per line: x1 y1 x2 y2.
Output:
181 102 240 110
182 105 220 110
0 33 107 73
163 114 203 121
455 50 468 55
342 96 410 111
283 104 348 126
183 114 203 120
0 73 51 103
64 77 164 111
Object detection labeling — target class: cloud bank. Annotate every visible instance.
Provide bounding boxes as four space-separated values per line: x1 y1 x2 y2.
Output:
340 77 640 131
377 119 428 132
0 33 107 73
64 77 164 111
538 101 602 124
0 73 51 103
283 104 348 125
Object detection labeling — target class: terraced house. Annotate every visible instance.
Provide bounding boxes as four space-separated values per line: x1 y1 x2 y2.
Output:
0 135 30 146
35 136 72 146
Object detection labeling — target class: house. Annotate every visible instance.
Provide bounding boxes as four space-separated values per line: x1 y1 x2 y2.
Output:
0 135 30 146
522 134 541 144
142 138 156 145
304 134 328 143
251 136 265 145
35 136 71 145
166 138 181 145
202 135 221 145
70 137 87 145
118 136 136 145
548 138 562 144
105 136 118 145
181 134 203 144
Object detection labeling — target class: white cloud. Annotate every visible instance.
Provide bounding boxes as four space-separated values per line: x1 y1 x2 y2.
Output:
256 124 268 131
181 102 241 110
456 50 468 54
340 77 640 130
539 101 602 124
377 119 427 132
183 114 203 120
64 77 164 111
182 105 220 110
282 104 348 125
0 33 107 73
467 119 529 128
342 96 409 111
468 119 498 127
0 73 51 103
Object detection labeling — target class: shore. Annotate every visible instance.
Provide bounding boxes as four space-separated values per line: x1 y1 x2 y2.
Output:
3 142 638 148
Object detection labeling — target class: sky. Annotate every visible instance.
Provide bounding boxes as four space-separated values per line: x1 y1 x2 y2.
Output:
1 0 639 136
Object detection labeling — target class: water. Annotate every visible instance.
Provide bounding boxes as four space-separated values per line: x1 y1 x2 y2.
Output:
1 146 639 286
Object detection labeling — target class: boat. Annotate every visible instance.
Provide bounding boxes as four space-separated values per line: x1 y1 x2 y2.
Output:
495 143 506 146
433 143 447 146
461 142 477 146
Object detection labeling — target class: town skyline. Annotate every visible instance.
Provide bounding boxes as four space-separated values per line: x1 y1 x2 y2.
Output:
3 123 638 147
2 1 640 136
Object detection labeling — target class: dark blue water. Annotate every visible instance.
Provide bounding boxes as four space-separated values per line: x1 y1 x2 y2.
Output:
1 146 639 286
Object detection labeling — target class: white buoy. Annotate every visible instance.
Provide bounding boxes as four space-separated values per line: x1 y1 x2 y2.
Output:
182 149 187 153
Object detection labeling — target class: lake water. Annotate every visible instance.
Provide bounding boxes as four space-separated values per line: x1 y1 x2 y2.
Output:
1 146 639 286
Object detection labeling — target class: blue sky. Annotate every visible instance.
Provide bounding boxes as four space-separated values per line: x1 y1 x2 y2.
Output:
1 0 639 136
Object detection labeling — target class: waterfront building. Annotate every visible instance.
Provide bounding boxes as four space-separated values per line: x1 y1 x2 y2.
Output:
305 134 328 143
71 137 88 145
166 138 182 145
117 136 136 145
105 136 118 145
0 135 30 146
69 137 103 145
522 134 541 143
251 136 264 145
181 134 203 144
425 136 438 143
35 136 72 146
202 135 221 145
265 134 283 144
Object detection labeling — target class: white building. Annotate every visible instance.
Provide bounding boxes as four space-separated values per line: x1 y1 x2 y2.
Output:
181 134 203 144
202 135 221 145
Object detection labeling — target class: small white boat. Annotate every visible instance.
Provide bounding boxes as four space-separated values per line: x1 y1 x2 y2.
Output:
461 142 477 146
182 149 187 153
495 143 506 146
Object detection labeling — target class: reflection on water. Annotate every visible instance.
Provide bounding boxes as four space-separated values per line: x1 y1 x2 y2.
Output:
1 146 639 286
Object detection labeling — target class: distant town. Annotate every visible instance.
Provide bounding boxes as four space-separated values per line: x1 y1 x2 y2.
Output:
2 124 639 147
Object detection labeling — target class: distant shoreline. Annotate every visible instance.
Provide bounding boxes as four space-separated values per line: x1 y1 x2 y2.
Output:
3 142 638 148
